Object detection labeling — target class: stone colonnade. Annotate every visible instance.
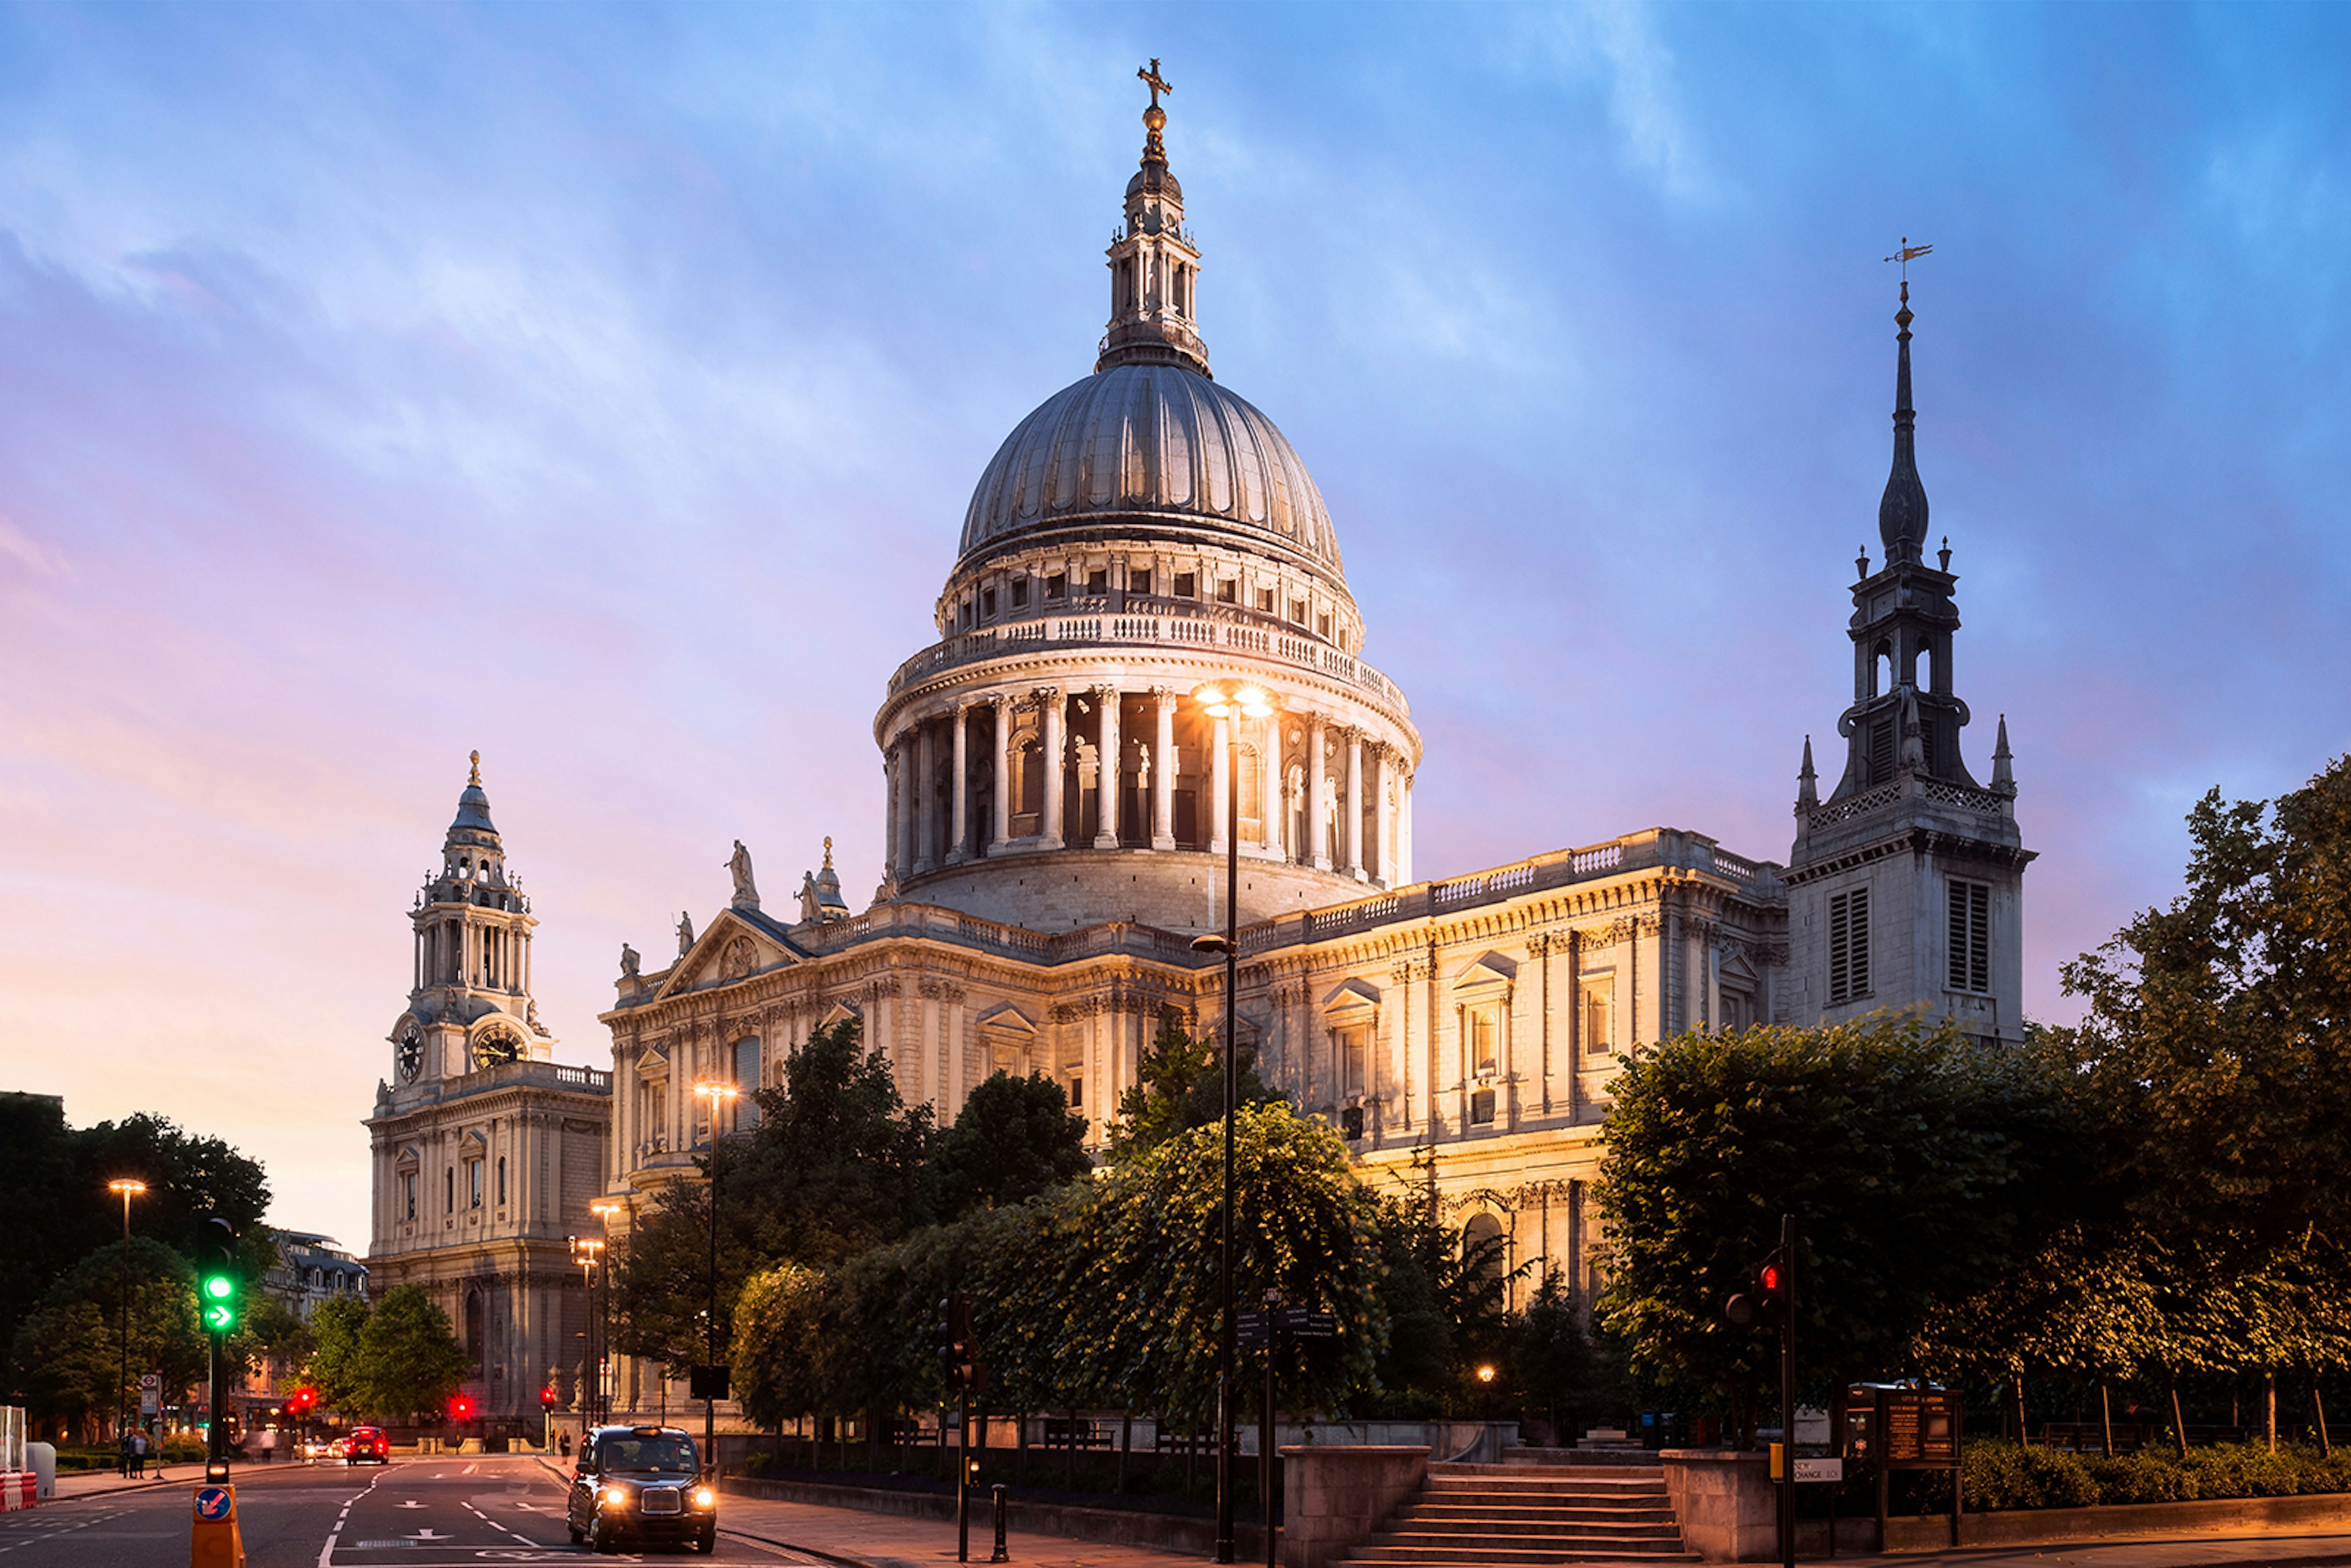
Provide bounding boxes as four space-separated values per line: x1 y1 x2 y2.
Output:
883 685 1415 888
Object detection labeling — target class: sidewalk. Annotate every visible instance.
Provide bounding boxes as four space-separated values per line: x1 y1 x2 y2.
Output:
46 1466 189 1501
718 1490 1209 1568
1828 1532 2351 1568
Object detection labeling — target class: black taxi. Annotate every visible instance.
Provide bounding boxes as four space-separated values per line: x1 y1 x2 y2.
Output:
565 1424 717 1553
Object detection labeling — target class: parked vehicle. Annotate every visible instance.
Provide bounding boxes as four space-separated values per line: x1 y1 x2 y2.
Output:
566 1424 714 1554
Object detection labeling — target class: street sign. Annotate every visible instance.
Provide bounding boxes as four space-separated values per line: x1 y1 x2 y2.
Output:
195 1487 233 1521
1792 1457 1843 1484
140 1373 160 1417
688 1365 730 1401
1237 1311 1269 1351
1276 1308 1337 1338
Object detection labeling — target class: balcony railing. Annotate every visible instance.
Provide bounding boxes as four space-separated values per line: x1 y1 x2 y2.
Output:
886 604 1408 714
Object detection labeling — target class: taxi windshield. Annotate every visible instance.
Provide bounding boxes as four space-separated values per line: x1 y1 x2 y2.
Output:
600 1435 698 1473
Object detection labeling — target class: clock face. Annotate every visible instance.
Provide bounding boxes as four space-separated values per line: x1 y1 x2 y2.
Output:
472 1026 523 1070
397 1024 424 1083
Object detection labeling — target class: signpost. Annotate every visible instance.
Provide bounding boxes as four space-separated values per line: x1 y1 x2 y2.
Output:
140 1373 160 1420
1237 1304 1337 1568
1845 1384 1963 1549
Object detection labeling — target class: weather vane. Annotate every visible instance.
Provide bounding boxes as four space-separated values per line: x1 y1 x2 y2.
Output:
1884 236 1933 280
1138 58 1172 110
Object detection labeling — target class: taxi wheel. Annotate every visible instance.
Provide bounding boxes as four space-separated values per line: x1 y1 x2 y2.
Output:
568 1515 584 1545
695 1524 717 1553
588 1512 621 1555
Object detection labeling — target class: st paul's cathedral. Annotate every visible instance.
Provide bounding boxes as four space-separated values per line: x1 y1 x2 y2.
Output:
367 80 2032 1424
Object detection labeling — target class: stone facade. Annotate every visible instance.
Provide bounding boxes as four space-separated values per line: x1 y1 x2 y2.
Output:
364 757 613 1424
588 89 2032 1417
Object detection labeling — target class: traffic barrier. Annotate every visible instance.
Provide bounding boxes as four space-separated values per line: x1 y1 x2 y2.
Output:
0 1471 36 1510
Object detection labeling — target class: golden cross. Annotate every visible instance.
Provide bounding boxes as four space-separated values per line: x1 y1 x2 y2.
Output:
1883 236 1933 280
1138 58 1172 110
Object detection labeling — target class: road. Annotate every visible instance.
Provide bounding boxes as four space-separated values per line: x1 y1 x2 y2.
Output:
0 1455 825 1567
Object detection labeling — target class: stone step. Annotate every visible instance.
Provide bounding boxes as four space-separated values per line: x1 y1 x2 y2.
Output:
1403 1505 1679 1523
1433 1463 1664 1478
1424 1479 1669 1496
1394 1512 1681 1532
1340 1548 1701 1566
1374 1524 1685 1544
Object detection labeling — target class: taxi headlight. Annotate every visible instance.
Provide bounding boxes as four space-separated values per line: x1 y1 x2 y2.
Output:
604 1485 631 1509
692 1486 715 1509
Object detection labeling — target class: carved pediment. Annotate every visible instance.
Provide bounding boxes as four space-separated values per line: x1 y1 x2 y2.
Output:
653 910 802 1001
1321 978 1382 1019
974 1003 1038 1043
1452 951 1518 994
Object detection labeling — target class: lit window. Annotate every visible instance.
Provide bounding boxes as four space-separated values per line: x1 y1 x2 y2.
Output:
1581 981 1612 1056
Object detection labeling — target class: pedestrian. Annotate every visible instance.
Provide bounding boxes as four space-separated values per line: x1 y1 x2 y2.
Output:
132 1428 148 1477
118 1429 133 1477
560 1430 572 1459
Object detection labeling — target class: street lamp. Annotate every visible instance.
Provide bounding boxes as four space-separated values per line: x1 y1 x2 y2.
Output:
692 1080 739 1478
590 1199 625 1425
569 1237 604 1433
107 1179 147 1469
1188 679 1275 1566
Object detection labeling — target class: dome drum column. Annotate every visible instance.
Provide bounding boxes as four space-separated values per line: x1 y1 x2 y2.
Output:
1093 685 1122 850
1346 729 1365 881
989 694 1014 853
1307 714 1332 872
947 704 972 866
913 721 939 876
1151 688 1178 852
1038 688 1067 851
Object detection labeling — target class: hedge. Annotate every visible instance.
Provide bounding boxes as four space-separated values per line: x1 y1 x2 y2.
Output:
1957 1440 2351 1512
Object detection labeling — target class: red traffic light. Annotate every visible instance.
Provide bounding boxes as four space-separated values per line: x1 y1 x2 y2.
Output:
540 1385 558 1408
448 1395 476 1422
1758 1262 1783 1294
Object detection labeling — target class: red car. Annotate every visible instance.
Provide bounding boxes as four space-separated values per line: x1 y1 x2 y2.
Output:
343 1427 391 1465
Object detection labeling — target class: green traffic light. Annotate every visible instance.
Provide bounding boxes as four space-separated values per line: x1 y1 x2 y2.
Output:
203 1275 234 1300
201 1273 237 1333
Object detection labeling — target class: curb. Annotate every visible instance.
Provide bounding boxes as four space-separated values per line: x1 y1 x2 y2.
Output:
44 1476 185 1504
718 1523 883 1568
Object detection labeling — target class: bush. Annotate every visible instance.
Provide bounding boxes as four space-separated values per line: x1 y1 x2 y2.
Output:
1962 1441 2351 1512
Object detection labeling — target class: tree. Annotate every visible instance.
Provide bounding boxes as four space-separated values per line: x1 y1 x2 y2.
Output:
354 1286 471 1420
613 1018 936 1375
936 1071 1092 1220
6 1237 208 1438
2053 756 2351 1263
1595 1016 2074 1430
0 1101 270 1389
1519 1267 1632 1444
1105 1008 1283 1164
1365 1148 1526 1414
306 1296 370 1416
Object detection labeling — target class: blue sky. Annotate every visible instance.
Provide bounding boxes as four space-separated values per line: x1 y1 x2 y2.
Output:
2 3 2345 1248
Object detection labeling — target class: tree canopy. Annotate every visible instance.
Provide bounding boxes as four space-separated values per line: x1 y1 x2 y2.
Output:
935 1071 1092 1220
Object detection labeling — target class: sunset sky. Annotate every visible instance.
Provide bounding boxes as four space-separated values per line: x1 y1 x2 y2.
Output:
3 3 2347 1251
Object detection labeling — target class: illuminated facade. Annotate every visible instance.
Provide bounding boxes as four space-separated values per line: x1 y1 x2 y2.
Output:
364 758 612 1425
588 85 2030 1416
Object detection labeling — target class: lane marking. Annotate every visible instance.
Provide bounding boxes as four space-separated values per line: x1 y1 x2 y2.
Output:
318 1466 396 1568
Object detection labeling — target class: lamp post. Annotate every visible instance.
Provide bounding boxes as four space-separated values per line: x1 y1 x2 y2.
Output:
692 1081 739 1477
107 1179 147 1468
1188 680 1275 1567
590 1199 625 1425
569 1237 603 1433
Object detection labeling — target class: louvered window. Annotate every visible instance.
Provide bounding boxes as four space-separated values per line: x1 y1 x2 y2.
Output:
1948 880 1991 992
1829 887 1870 1004
1869 718 1895 784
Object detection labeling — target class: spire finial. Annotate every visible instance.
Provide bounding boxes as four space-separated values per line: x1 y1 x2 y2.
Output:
1992 714 2016 798
823 835 834 869
1877 239 1933 564
1798 735 1819 809
468 749 481 787
1138 58 1172 165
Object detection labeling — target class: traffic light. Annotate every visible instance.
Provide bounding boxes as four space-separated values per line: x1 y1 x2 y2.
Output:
541 1385 558 1410
287 1387 318 1417
937 1292 983 1392
198 1216 239 1335
448 1394 476 1423
1723 1248 1788 1330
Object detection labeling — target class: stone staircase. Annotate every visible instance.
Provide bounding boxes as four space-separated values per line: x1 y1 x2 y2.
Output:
1335 1461 1698 1567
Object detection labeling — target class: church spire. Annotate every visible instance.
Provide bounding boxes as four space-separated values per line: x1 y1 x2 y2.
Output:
1878 277 1930 564
1097 59 1211 377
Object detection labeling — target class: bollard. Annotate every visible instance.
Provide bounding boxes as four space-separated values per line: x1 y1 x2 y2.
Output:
991 1483 1008 1562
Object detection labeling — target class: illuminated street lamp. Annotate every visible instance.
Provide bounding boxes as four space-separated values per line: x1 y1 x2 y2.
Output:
569 1236 604 1430
589 1199 626 1425
1187 679 1275 1566
107 1179 147 1467
692 1080 740 1476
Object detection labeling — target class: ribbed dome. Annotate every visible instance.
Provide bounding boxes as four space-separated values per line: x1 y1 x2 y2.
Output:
959 364 1344 577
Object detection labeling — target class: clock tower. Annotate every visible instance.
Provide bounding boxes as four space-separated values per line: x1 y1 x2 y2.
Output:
366 756 612 1430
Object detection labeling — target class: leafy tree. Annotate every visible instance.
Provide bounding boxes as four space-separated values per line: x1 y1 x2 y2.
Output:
936 1071 1092 1220
1595 1016 2074 1433
1106 1008 1283 1163
2053 756 2351 1262
6 1237 207 1438
0 1100 269 1387
354 1286 470 1420
731 1262 828 1431
1518 1267 1630 1443
306 1296 371 1415
613 1018 936 1375
1363 1148 1524 1413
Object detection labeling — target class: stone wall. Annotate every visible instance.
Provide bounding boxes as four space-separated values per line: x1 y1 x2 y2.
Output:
1280 1446 1427 1568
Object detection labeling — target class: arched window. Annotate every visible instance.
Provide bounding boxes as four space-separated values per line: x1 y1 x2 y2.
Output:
1872 642 1893 698
1462 1213 1506 1286
495 1156 506 1207
1918 642 1937 694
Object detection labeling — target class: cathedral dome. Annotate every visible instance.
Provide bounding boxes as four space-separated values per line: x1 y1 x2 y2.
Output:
958 362 1344 580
